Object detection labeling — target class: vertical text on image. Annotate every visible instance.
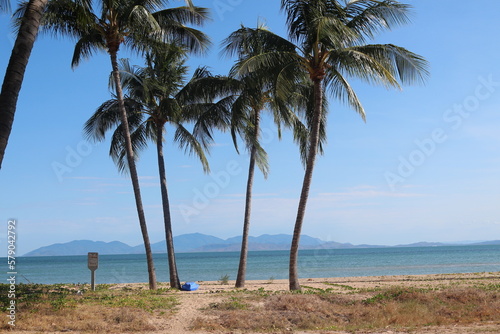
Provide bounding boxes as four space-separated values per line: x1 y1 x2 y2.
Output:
6 219 17 327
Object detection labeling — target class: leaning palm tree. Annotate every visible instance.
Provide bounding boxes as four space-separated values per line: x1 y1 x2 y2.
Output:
41 0 209 289
221 24 316 288
235 0 428 290
85 49 229 289
281 0 429 290
0 0 47 169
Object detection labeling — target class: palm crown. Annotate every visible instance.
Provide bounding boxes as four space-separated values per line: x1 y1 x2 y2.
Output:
41 0 210 66
85 49 220 173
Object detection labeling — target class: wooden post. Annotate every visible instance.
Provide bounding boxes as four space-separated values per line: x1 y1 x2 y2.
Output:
87 252 98 291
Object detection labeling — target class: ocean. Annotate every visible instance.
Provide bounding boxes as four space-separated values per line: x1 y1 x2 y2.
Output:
6 245 500 285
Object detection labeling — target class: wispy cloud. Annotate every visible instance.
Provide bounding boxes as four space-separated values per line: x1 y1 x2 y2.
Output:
222 193 246 198
463 124 500 141
318 185 426 199
66 176 109 180
138 176 157 180
139 182 159 188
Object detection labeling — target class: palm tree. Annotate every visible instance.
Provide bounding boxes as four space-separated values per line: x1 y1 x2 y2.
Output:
42 0 209 289
282 0 429 291
221 24 313 288
0 0 47 169
234 0 428 290
85 49 228 289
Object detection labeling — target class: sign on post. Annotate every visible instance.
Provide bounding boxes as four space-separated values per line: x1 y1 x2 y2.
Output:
88 252 98 291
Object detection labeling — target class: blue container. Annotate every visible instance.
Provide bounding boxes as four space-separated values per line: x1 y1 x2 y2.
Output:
181 282 199 291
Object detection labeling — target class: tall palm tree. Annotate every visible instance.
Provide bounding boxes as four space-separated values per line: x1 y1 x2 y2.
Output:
282 0 429 291
0 0 47 169
221 24 313 288
42 0 210 289
234 0 428 290
85 49 228 289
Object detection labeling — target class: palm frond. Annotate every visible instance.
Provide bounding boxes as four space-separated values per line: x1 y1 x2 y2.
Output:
1 0 11 13
350 44 429 85
173 124 210 173
84 97 145 140
113 58 144 92
253 141 270 178
128 4 162 34
177 69 242 104
234 51 301 78
221 25 296 59
110 121 150 174
324 67 365 120
41 0 97 40
191 96 235 149
154 6 210 26
71 32 106 67
346 0 412 39
331 47 400 88
151 6 211 55
281 0 352 45
11 1 29 33
294 82 328 166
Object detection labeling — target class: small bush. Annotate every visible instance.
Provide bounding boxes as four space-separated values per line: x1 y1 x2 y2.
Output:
218 274 230 285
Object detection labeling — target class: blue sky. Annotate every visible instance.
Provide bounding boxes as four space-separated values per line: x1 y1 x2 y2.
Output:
1 0 500 256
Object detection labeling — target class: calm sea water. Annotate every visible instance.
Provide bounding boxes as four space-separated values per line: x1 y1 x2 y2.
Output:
5 245 500 284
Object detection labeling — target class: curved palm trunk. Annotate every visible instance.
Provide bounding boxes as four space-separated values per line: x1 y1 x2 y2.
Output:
155 123 181 289
110 51 157 290
235 110 260 288
0 0 47 168
289 78 323 291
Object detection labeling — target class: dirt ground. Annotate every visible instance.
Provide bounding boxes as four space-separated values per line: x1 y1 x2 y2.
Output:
7 272 500 334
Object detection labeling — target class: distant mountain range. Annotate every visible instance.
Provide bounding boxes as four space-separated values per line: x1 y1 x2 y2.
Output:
22 233 500 257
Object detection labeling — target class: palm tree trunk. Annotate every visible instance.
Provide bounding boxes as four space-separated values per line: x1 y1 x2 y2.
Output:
235 109 260 288
155 122 181 289
0 0 47 169
109 51 157 290
289 78 323 291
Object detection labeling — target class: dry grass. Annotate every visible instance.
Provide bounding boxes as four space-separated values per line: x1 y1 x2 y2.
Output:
0 283 179 332
2 275 498 333
192 285 500 332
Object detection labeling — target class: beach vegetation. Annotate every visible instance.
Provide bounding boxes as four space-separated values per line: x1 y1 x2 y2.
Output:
193 284 500 332
2 276 499 332
0 283 178 332
209 296 249 310
219 273 230 285
322 282 357 291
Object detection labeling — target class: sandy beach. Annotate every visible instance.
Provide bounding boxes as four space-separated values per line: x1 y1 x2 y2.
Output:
6 272 500 334
157 273 500 334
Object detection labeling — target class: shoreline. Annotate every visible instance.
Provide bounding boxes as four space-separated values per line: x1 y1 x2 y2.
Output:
104 271 500 292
